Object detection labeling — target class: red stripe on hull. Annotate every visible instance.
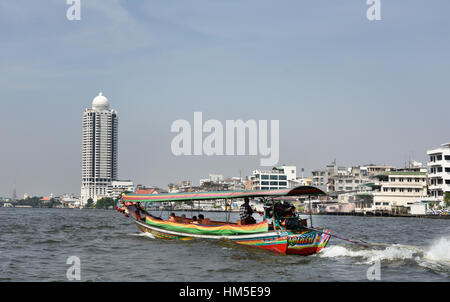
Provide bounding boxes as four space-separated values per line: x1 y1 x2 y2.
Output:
286 246 322 256
257 243 288 254
233 240 288 254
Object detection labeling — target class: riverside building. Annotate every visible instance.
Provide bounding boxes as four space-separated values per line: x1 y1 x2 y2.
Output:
427 142 450 203
251 166 296 190
80 92 118 205
355 166 428 214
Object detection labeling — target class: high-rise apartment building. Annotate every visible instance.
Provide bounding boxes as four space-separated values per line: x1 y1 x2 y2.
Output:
81 92 118 205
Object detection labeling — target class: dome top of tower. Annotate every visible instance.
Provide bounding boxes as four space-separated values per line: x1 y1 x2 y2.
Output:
92 92 109 110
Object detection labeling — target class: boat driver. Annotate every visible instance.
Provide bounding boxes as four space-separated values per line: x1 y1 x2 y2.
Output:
240 197 256 225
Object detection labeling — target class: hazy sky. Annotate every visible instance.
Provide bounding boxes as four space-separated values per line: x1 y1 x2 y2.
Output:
1 0 449 197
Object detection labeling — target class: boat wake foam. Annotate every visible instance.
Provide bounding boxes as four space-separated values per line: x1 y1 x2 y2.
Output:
423 237 450 263
130 233 156 239
419 237 450 272
319 236 450 273
319 244 418 264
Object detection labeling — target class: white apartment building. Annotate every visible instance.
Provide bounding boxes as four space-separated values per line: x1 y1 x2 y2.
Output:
427 142 450 202
107 180 134 199
251 166 296 190
81 92 119 205
365 165 395 176
355 169 428 213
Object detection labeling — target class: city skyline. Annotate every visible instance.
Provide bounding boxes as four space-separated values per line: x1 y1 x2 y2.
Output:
1 1 450 197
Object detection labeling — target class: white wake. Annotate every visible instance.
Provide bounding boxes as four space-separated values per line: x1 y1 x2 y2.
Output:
319 236 450 272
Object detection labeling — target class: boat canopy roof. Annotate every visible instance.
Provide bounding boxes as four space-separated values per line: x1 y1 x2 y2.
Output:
121 186 326 203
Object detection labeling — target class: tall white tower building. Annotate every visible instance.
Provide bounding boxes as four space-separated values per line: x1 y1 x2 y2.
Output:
81 92 118 205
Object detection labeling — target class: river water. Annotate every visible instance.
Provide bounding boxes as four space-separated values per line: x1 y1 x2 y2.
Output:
0 208 449 282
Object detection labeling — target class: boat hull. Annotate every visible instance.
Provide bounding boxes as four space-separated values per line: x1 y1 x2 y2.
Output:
135 220 329 255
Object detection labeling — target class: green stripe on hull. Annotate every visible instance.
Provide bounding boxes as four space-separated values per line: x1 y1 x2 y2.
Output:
145 217 268 236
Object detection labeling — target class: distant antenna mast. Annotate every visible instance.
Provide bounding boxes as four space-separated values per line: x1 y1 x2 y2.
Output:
12 186 17 201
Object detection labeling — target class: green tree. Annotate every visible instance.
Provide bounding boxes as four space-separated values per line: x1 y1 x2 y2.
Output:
86 198 94 208
95 197 115 209
444 192 450 208
14 197 41 207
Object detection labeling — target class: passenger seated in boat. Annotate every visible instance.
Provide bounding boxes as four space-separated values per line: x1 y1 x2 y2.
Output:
198 214 205 224
191 216 199 224
240 197 256 225
180 214 190 223
168 212 177 222
278 205 305 230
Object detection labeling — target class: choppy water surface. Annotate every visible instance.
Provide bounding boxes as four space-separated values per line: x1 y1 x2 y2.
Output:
0 208 449 281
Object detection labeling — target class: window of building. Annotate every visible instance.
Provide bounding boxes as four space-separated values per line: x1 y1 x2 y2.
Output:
383 202 389 205
445 155 450 160
437 155 442 160
391 188 396 192
261 175 269 180
279 175 287 180
270 175 278 180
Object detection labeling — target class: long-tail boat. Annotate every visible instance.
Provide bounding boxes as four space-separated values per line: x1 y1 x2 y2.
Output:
116 186 331 255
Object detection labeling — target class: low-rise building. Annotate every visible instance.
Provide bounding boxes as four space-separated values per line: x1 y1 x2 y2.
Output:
107 180 135 199
290 177 313 188
251 166 296 190
60 195 81 208
355 168 428 214
365 165 395 176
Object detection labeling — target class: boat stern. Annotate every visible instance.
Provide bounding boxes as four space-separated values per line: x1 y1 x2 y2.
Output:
286 229 331 256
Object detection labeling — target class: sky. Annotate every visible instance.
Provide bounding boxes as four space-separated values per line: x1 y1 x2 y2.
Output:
0 0 449 197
